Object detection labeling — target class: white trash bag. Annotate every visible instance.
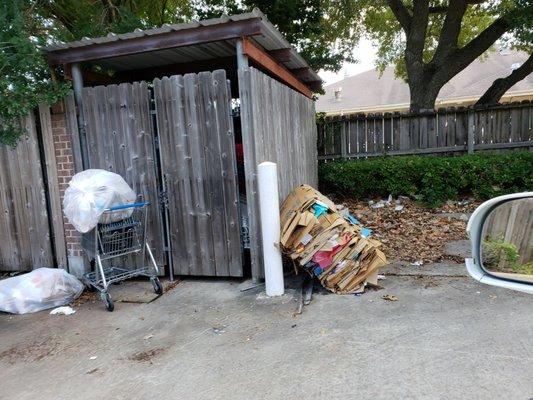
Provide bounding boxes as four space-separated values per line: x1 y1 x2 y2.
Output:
63 169 136 233
0 268 84 314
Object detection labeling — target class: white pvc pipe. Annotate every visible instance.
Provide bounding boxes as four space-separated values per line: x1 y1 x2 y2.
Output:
258 162 284 296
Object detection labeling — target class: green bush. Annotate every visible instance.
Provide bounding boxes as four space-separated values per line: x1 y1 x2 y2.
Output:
318 152 533 207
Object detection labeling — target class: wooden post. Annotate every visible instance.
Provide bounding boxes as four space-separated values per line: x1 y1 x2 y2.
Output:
467 110 475 154
71 63 90 169
38 104 68 269
340 118 348 159
236 39 249 70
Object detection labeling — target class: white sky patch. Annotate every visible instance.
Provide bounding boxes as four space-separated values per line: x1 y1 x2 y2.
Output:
318 38 378 86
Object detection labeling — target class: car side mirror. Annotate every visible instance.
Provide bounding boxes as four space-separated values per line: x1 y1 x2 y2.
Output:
466 192 533 294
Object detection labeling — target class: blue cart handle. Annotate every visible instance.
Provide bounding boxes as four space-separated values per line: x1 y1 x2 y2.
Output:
107 201 150 211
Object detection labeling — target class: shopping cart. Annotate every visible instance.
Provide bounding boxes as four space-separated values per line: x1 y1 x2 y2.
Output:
82 202 162 311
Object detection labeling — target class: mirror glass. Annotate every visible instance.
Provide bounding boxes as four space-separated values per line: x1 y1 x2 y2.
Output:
481 198 532 282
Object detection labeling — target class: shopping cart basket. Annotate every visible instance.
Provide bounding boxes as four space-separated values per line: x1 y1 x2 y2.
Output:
83 202 162 311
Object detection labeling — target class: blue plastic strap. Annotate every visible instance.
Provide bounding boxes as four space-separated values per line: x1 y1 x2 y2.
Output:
313 266 323 276
346 213 359 225
312 203 328 218
360 227 372 238
107 201 150 211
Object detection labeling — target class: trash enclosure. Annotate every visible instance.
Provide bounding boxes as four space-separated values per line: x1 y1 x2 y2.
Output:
43 9 321 280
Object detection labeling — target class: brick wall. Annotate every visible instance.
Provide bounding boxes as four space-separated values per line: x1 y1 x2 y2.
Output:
50 101 83 260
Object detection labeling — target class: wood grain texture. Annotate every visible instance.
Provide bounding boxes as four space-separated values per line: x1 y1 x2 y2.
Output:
0 113 53 271
239 67 318 279
318 102 533 160
82 81 164 268
154 70 242 277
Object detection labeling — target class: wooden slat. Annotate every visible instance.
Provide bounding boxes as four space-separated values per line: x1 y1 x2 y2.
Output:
239 68 262 278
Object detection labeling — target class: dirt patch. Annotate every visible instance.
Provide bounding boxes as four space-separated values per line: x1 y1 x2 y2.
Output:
129 348 165 363
164 279 180 292
0 338 60 364
71 290 100 307
344 199 479 263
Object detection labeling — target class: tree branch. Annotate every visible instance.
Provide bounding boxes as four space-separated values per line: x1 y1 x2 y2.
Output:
429 6 448 13
428 0 486 13
432 0 468 66
433 17 510 86
387 0 412 34
407 0 430 61
476 53 533 106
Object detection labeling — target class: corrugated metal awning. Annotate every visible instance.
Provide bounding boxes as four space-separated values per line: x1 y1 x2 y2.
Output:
45 9 321 88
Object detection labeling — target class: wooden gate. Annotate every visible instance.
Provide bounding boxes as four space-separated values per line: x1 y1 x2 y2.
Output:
82 81 164 266
0 114 54 271
81 71 241 276
154 70 242 276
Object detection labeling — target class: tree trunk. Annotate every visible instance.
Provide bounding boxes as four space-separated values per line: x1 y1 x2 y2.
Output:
475 53 533 107
408 73 443 112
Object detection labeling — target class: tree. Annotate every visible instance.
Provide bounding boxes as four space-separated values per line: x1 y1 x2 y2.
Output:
475 0 533 106
364 0 533 112
0 0 68 144
195 0 362 72
0 0 194 144
36 0 194 42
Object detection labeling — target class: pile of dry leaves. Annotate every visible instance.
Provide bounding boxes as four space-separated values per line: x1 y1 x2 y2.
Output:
343 198 480 264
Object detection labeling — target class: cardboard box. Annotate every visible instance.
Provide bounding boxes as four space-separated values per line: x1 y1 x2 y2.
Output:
280 185 388 295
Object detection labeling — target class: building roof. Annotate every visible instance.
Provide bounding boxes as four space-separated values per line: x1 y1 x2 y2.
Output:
316 50 533 115
45 8 321 91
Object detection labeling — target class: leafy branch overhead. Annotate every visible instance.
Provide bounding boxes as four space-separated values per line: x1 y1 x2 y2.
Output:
363 0 533 111
1 0 532 144
0 0 69 145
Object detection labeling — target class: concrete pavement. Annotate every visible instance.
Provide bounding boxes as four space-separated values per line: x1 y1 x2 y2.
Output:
1 268 532 400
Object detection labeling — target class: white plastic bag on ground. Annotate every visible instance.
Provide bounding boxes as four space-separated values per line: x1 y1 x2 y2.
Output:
63 169 136 233
0 268 84 314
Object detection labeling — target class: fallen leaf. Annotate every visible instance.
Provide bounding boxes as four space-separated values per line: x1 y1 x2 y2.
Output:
382 294 398 302
344 198 477 264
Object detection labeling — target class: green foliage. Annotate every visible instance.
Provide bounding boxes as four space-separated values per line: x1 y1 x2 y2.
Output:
361 0 532 80
318 152 533 207
196 0 362 72
1 0 194 145
37 0 194 42
483 234 533 274
0 0 69 145
483 234 520 265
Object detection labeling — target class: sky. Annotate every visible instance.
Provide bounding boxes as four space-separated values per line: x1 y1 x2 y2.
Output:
318 39 377 87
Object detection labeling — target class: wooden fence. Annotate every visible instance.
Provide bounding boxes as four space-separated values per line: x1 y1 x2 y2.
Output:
0 114 55 271
483 198 532 267
317 101 533 160
239 67 318 279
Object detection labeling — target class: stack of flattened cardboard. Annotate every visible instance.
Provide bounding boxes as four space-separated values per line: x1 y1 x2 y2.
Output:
280 185 387 294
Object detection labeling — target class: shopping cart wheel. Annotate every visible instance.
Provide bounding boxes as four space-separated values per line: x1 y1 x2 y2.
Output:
151 277 163 295
100 292 114 312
